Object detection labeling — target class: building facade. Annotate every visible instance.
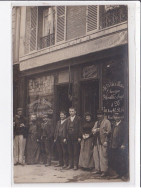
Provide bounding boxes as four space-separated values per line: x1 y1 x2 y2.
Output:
13 5 128 128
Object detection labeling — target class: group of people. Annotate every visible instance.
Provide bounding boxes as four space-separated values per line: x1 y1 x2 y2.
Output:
13 107 128 180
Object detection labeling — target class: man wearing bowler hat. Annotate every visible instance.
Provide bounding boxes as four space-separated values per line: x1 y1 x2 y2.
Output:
110 112 128 180
92 110 111 177
13 108 27 165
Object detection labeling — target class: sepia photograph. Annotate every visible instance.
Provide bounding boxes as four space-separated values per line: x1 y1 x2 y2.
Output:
12 3 129 184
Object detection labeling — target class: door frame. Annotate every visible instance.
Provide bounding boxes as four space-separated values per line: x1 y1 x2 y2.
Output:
80 79 99 119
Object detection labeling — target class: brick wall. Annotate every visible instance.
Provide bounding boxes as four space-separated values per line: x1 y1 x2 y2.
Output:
66 6 86 40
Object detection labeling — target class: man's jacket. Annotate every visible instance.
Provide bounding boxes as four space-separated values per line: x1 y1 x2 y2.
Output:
14 115 27 138
93 118 111 145
66 116 81 139
54 119 67 141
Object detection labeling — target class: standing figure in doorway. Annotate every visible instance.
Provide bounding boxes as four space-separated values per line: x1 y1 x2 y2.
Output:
40 114 54 166
13 108 27 165
79 112 95 170
92 110 111 177
54 111 68 169
110 112 129 180
66 107 81 170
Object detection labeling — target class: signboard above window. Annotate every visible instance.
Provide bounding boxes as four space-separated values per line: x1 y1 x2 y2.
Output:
82 64 98 79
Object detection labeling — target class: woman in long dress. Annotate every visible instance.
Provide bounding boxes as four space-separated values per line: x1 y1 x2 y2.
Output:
26 114 41 164
79 112 95 169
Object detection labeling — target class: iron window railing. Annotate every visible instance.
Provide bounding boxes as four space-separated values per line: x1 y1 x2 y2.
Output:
100 5 128 29
40 33 55 49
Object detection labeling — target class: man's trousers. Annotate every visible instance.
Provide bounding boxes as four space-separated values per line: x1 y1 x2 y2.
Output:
67 136 80 167
41 138 52 165
14 135 26 164
93 139 108 173
56 137 68 166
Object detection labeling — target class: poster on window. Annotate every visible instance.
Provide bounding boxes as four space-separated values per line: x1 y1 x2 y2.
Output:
28 75 54 120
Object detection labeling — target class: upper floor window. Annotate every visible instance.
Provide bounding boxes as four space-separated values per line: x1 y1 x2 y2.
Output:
40 7 55 49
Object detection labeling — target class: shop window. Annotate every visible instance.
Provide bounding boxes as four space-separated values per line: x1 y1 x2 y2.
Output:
102 59 124 121
40 7 55 49
28 75 54 121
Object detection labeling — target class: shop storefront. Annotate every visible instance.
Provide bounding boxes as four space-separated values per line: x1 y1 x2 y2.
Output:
21 45 128 127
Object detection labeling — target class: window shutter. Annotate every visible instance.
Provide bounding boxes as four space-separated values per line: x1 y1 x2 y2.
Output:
56 6 65 42
30 7 38 51
25 7 31 54
87 5 99 33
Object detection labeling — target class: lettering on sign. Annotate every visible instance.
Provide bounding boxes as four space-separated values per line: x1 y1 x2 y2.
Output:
103 81 124 120
28 75 54 119
82 65 98 79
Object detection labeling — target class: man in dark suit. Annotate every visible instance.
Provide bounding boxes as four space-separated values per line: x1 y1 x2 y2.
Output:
54 111 68 169
41 114 54 166
66 107 81 170
110 112 129 180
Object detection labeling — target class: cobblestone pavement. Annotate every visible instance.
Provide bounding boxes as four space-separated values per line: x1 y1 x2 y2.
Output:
13 161 122 184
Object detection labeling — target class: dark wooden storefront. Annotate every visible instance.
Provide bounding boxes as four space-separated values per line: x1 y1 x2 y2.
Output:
16 45 128 125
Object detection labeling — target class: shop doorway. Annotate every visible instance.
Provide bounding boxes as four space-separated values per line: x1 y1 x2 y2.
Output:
81 80 99 121
56 84 72 120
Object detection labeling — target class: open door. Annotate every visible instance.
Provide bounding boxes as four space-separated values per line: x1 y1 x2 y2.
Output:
81 80 99 121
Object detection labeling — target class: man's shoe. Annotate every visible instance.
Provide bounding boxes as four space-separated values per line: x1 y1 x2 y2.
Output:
112 174 120 179
101 172 107 177
14 162 19 166
45 163 51 167
93 171 101 174
73 166 78 170
55 164 62 167
62 164 67 169
66 165 73 170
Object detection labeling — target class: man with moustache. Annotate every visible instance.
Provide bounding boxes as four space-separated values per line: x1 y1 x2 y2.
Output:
92 110 111 177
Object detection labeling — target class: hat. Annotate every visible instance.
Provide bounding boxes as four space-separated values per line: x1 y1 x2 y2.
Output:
17 108 23 111
84 112 92 117
97 109 104 115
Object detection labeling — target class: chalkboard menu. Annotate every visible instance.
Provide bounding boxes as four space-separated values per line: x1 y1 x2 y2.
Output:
102 59 124 121
103 81 124 120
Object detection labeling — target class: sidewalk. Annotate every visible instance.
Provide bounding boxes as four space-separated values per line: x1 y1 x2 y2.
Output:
13 161 122 184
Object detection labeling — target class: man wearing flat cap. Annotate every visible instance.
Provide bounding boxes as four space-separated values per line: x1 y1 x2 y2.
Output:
92 110 111 177
110 112 128 180
13 108 27 165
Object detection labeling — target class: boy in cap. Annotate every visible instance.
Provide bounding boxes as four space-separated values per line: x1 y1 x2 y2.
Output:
110 112 128 180
41 114 54 166
13 108 27 165
92 110 111 177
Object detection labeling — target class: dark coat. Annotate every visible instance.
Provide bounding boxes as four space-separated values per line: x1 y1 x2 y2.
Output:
54 119 67 141
66 116 81 139
14 115 27 138
111 120 128 149
41 119 54 139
